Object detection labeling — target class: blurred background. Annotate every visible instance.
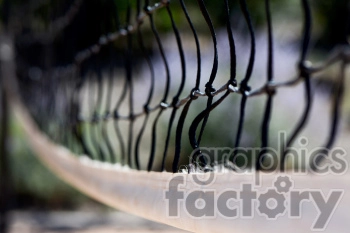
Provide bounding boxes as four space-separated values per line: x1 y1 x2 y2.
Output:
1 0 350 232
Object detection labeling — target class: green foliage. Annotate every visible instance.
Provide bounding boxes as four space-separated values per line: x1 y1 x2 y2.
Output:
8 116 98 209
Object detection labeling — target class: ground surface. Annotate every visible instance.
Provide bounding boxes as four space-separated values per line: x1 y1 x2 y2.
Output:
7 211 190 233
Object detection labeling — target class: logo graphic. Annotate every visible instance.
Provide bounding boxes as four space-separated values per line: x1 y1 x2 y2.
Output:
165 174 344 230
165 174 345 230
164 133 347 231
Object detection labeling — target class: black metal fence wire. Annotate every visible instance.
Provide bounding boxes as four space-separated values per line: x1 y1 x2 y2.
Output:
4 0 350 173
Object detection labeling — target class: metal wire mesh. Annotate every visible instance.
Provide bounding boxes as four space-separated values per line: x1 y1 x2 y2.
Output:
6 0 350 173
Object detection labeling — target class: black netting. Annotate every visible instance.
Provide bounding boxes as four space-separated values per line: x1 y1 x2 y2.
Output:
5 0 350 172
